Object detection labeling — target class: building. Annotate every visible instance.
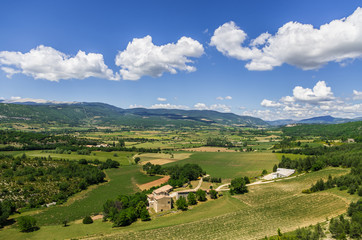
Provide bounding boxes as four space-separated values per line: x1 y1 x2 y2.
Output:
175 189 196 200
147 185 173 212
263 168 295 180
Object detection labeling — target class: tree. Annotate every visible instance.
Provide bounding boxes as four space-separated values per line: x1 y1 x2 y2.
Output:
187 192 197 205
262 169 267 175
134 157 141 164
17 216 39 232
273 164 278 172
230 177 248 195
209 189 218 199
176 197 188 211
62 220 68 227
82 216 93 224
196 189 207 202
140 208 151 221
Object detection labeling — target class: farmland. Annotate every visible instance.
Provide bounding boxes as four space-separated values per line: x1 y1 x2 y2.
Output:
0 120 360 240
163 152 280 179
0 167 355 240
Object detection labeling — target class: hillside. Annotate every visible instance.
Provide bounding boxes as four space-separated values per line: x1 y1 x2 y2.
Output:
0 102 268 128
282 121 362 141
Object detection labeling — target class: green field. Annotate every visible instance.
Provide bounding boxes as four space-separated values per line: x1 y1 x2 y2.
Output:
163 152 280 179
8 165 161 226
0 167 354 240
16 150 135 165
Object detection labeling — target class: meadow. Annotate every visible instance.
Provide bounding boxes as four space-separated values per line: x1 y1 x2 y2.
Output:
18 150 134 165
163 152 280 179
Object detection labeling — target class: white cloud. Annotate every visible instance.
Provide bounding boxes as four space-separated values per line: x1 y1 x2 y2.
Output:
150 103 189 109
194 103 231 112
115 35 204 80
245 81 362 120
128 104 145 108
0 45 120 81
157 97 167 102
353 90 362 100
261 99 282 107
292 81 334 103
211 7 362 71
3 96 77 104
216 95 232 100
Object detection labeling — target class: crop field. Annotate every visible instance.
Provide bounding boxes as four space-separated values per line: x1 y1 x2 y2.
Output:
15 150 134 165
17 165 161 226
163 152 280 179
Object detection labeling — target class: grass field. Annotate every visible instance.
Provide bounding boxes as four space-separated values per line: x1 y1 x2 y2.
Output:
0 167 355 240
163 152 280 179
12 150 135 165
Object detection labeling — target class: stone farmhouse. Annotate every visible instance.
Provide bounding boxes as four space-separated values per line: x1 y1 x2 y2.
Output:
147 185 173 213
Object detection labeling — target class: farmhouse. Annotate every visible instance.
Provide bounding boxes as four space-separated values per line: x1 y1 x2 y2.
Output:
147 185 173 212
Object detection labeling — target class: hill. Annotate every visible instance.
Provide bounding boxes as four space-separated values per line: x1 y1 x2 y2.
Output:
0 102 268 128
282 120 362 141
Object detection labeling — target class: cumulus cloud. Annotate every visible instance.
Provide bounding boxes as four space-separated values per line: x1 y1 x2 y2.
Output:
194 103 231 112
115 35 204 80
353 90 362 100
149 103 189 109
293 81 334 103
157 97 167 102
216 95 232 100
211 7 362 71
128 104 145 108
252 81 362 120
261 99 282 107
0 45 120 81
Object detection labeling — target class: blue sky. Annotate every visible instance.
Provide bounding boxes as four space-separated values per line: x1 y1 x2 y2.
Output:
0 0 361 120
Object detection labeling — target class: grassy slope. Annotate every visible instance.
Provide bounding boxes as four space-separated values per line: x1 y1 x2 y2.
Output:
164 152 280 179
94 167 354 240
0 168 356 240
10 165 161 226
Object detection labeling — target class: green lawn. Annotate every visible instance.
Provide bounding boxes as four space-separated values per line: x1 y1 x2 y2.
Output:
163 152 280 179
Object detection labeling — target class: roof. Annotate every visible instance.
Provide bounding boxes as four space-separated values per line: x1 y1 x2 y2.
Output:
154 195 171 200
177 189 196 193
153 184 173 194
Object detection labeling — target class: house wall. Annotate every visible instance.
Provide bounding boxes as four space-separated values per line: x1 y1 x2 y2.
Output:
155 197 172 212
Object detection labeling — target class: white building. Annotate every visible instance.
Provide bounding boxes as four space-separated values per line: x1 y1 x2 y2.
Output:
263 168 295 180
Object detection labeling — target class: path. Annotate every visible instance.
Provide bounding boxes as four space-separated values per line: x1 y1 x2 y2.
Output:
216 173 305 191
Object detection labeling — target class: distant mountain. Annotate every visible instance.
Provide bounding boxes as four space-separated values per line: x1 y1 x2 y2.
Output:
266 119 295 126
0 102 268 128
268 115 360 126
297 115 355 124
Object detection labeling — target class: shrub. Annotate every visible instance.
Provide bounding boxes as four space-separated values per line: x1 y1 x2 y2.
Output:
176 196 188 211
82 216 93 224
17 216 39 232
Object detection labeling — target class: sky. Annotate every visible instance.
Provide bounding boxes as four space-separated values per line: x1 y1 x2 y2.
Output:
0 0 361 121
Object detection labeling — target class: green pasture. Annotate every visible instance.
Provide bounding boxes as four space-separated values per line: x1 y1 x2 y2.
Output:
164 152 280 179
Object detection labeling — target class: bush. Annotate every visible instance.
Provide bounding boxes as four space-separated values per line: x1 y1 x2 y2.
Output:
187 192 197 205
209 189 218 199
17 216 39 232
196 189 207 202
82 216 93 224
230 177 248 195
176 196 188 211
